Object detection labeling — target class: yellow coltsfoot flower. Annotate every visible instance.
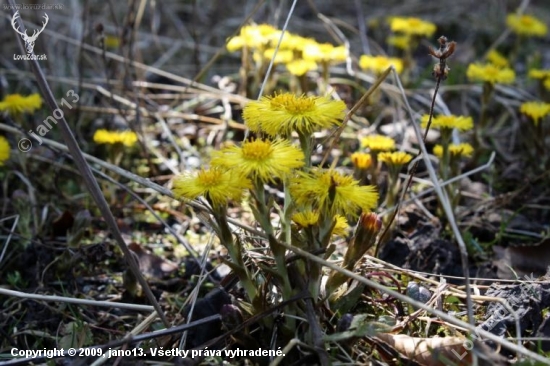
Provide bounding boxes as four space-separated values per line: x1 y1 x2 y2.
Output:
506 14 547 37
378 151 413 166
211 138 304 183
351 152 372 170
361 134 396 153
172 167 251 209
285 59 318 76
290 169 378 217
486 49 509 68
421 115 473 131
93 129 138 147
0 93 42 115
359 55 404 74
520 101 550 126
433 143 474 158
466 63 516 84
243 93 346 136
389 17 436 37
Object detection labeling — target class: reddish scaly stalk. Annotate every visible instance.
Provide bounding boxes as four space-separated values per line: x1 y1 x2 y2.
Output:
375 36 456 256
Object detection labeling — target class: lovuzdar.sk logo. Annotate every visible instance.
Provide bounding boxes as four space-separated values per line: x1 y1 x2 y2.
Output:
11 11 48 61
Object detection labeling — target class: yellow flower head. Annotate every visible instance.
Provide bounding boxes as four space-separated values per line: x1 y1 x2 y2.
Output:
466 63 516 84
528 69 550 80
211 139 304 183
351 152 372 169
545 78 550 91
361 134 396 152
271 32 310 50
292 210 319 228
0 93 42 115
172 168 251 208
433 143 474 158
292 211 349 236
243 93 346 136
93 129 138 146
387 34 411 50
303 41 347 64
254 48 294 64
359 55 404 74
486 49 509 68
421 115 473 131
0 136 10 166
520 101 550 126
332 215 349 237
378 151 413 166
506 14 547 37
226 24 279 52
285 59 318 76
389 17 436 37
290 169 378 217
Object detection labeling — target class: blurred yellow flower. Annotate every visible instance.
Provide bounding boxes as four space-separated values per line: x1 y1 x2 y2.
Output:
359 55 403 74
172 168 251 208
292 211 349 237
226 24 279 52
253 48 294 64
506 14 547 37
292 210 319 228
0 136 10 166
421 115 473 131
285 59 318 76
387 34 411 50
433 143 474 158
378 151 413 166
361 134 396 152
243 93 346 136
351 152 372 169
528 69 550 80
520 101 550 126
545 78 550 91
211 139 304 183
332 215 349 237
466 63 515 84
290 168 378 217
0 93 42 115
93 129 138 146
486 49 509 67
389 17 436 37
303 42 347 64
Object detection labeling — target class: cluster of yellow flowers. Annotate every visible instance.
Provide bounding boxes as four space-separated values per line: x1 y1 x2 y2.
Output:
387 16 436 51
226 24 347 76
359 55 404 75
356 134 413 170
173 92 378 220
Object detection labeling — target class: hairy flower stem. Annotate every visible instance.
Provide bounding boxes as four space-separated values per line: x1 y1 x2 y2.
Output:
298 131 312 169
252 181 292 302
214 210 257 302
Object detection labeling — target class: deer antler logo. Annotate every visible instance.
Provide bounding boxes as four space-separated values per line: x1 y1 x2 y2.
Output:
11 11 49 54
